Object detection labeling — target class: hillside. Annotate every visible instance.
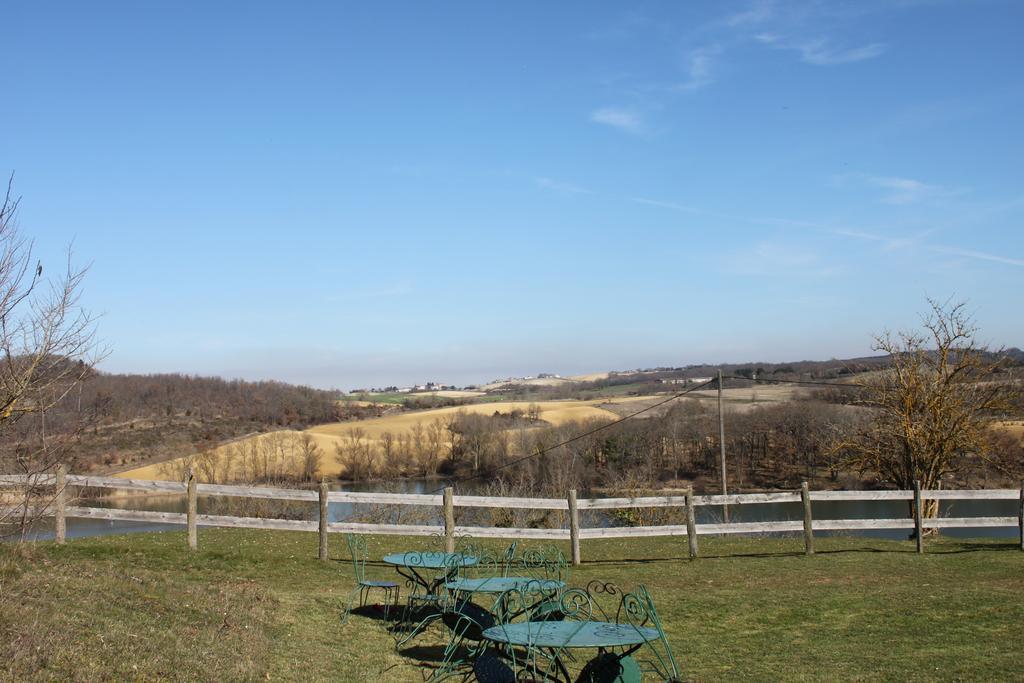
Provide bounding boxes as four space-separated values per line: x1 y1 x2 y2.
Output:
2 372 344 475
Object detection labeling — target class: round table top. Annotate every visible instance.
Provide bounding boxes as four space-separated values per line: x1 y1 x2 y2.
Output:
445 576 565 594
482 621 661 649
381 551 478 569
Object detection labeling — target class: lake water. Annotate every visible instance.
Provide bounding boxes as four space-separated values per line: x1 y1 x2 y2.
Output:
14 479 1020 542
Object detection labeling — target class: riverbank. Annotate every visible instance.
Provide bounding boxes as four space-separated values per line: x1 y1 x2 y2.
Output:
2 531 1021 680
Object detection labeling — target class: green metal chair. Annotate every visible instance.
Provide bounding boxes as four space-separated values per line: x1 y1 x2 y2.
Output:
513 545 570 622
341 534 399 624
489 583 681 682
429 542 521 680
613 585 681 682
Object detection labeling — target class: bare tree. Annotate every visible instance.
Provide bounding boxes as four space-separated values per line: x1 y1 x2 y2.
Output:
838 298 1018 520
0 178 101 539
299 433 322 481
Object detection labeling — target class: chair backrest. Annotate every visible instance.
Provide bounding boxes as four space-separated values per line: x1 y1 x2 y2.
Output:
345 533 368 583
500 540 518 575
516 544 569 582
616 585 681 681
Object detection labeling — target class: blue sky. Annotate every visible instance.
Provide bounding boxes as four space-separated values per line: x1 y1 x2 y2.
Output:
4 1 1022 389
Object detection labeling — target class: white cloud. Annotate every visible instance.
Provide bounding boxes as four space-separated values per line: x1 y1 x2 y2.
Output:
830 228 919 251
834 172 945 205
799 39 886 65
756 34 886 65
830 227 1024 269
670 46 718 92
725 0 776 27
865 175 936 205
629 196 704 214
727 242 839 278
928 246 1024 268
590 107 644 133
535 177 592 195
630 196 821 229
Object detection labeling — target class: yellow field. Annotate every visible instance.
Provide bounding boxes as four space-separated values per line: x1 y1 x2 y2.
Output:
309 399 623 440
994 420 1024 438
115 397 651 481
568 372 611 382
686 385 806 404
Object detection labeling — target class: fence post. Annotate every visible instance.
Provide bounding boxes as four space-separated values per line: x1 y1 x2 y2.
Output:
685 487 698 560
568 489 581 566
319 480 329 561
1018 479 1023 552
913 481 923 554
443 487 455 553
801 481 814 555
54 463 67 545
186 469 198 551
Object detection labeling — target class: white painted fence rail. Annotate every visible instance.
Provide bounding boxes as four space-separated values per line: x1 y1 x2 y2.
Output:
2 472 1022 560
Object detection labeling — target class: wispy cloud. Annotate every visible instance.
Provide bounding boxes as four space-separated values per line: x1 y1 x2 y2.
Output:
629 197 705 215
590 107 645 133
835 173 950 205
630 196 821 229
864 175 937 205
799 39 886 65
830 228 1024 269
756 33 886 65
830 228 921 251
724 0 776 27
633 192 1023 272
668 46 719 92
928 246 1024 268
726 241 840 278
535 177 592 195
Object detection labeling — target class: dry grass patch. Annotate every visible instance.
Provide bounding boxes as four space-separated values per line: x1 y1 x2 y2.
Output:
0 545 274 681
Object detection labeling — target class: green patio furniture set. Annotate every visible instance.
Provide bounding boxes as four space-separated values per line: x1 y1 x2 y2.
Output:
340 534 681 682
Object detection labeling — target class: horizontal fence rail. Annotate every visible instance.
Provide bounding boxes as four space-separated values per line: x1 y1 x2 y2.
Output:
2 471 1022 560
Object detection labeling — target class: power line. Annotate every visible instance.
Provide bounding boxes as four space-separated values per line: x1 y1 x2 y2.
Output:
431 378 717 492
722 375 862 388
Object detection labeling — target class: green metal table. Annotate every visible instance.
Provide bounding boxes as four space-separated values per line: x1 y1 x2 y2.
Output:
445 576 564 595
383 551 478 595
482 621 661 681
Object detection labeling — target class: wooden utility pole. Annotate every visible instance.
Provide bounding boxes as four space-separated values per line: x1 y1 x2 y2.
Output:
718 369 729 523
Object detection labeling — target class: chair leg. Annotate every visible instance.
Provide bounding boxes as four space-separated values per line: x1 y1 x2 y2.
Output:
382 587 393 622
340 586 361 624
396 611 441 649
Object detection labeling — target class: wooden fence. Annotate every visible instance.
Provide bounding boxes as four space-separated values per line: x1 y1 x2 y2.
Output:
2 469 1023 563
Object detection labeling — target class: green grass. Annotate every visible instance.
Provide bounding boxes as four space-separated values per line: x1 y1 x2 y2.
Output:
342 393 408 404
2 531 1022 681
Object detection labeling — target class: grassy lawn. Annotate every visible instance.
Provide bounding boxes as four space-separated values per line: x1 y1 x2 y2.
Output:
1 531 1022 681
